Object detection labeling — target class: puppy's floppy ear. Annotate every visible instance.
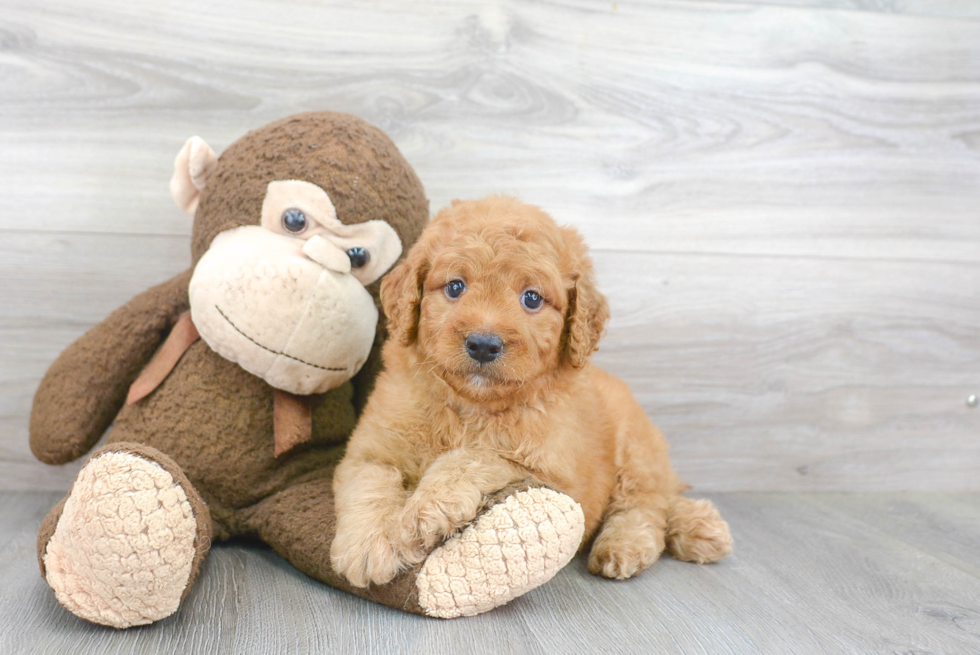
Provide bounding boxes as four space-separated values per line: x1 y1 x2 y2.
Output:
380 237 431 346
561 228 610 369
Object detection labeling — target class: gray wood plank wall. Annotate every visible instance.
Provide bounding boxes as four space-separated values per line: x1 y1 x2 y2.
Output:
1 0 978 492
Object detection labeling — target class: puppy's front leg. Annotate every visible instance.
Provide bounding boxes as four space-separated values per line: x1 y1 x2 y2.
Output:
396 449 523 562
331 459 409 587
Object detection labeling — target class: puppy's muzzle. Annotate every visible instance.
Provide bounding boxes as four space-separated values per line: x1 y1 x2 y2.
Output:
465 332 503 364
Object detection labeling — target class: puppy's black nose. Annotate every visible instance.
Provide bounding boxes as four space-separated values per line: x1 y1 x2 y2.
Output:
465 333 503 363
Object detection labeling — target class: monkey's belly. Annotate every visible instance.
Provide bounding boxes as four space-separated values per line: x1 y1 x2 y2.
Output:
109 341 355 511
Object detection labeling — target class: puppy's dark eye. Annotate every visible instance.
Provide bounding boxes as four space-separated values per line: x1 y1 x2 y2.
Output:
281 208 309 234
445 279 466 299
347 247 370 269
521 290 544 311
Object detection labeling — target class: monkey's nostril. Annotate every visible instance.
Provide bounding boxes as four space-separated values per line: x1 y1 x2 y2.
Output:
464 333 503 363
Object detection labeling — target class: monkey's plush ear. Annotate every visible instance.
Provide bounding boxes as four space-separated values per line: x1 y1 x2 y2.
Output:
170 136 218 215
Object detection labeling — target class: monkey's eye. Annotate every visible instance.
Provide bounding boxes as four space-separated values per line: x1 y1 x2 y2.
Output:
281 208 309 234
521 290 544 311
347 247 370 269
445 279 466 300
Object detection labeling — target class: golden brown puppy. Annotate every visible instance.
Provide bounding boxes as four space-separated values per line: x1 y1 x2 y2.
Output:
331 196 732 588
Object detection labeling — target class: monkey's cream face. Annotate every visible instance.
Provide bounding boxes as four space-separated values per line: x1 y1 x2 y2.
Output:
188 180 402 395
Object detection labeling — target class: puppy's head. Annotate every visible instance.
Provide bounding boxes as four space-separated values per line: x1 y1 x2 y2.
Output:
381 196 609 402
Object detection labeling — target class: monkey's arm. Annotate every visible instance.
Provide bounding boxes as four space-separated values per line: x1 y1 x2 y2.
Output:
29 269 193 464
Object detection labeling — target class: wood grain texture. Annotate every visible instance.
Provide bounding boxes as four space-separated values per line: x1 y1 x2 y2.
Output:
1 0 978 491
3 491 979 654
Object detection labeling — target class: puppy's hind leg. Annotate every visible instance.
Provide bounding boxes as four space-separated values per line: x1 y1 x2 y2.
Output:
666 495 733 564
587 372 681 580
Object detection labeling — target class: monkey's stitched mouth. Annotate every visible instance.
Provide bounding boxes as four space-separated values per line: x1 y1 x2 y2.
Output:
214 305 347 372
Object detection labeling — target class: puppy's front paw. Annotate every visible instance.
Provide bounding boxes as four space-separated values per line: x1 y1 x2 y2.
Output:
331 522 406 588
396 487 483 562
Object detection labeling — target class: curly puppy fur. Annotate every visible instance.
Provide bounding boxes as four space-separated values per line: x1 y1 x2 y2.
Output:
331 196 732 587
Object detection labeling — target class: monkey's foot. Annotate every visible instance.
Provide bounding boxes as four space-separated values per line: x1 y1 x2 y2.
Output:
415 485 585 618
40 445 210 628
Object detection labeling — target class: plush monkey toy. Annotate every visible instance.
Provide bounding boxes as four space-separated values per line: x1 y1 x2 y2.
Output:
29 112 585 628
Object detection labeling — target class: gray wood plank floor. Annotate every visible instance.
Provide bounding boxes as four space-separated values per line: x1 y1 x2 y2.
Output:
3 491 979 655
2 0 979 494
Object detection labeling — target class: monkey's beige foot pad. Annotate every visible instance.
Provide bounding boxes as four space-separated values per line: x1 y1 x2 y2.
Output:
416 487 585 618
42 451 199 628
